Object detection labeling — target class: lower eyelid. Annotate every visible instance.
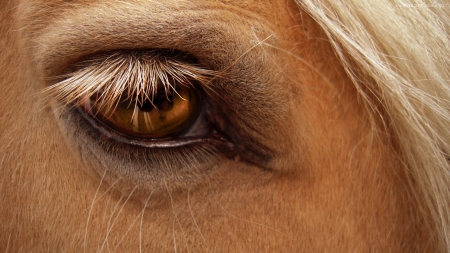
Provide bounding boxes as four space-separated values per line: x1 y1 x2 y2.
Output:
58 105 225 190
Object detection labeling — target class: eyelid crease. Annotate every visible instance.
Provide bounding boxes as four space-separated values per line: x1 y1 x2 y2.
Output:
44 50 222 114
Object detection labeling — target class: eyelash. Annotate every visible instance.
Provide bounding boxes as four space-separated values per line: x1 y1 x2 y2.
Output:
47 50 223 140
46 50 217 113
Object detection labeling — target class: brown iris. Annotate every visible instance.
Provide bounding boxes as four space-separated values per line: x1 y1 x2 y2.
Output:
90 84 199 139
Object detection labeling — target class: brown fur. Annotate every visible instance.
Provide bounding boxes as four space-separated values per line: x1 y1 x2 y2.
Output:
0 0 437 252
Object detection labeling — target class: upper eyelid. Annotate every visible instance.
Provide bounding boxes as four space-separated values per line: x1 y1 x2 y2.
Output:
29 4 251 78
28 3 279 114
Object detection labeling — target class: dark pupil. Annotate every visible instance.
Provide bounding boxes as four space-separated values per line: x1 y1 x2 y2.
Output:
138 90 174 112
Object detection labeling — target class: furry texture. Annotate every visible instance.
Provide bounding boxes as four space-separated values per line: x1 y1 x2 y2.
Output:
297 0 450 250
0 0 449 252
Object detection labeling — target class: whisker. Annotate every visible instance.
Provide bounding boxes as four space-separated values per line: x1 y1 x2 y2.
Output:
111 202 148 253
187 189 212 252
98 186 137 253
84 169 107 253
164 180 190 253
172 219 178 253
94 177 121 204
139 191 154 253
5 233 11 253
98 194 124 253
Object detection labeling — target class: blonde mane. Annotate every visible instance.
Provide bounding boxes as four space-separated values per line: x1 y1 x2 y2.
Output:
299 0 450 250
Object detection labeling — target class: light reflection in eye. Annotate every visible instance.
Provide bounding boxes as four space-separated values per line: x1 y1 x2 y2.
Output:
85 83 200 139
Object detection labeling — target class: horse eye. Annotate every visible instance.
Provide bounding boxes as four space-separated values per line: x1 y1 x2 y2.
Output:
45 49 222 147
84 82 200 139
